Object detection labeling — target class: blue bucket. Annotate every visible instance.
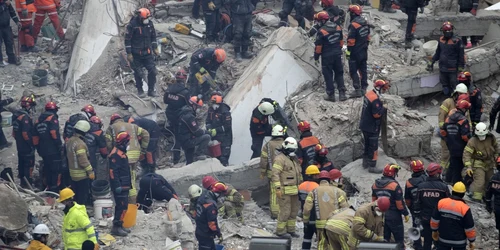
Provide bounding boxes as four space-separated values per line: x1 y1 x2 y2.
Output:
216 244 224 250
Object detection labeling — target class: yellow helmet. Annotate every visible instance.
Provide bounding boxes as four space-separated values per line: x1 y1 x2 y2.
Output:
57 188 75 202
452 181 466 193
305 165 320 175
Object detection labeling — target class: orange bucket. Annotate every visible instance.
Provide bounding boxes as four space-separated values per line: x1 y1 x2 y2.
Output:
208 140 221 157
123 203 139 228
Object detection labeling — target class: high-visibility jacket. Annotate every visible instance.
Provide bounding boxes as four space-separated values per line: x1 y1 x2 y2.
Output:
105 119 149 164
66 134 93 181
463 134 499 169
439 98 455 128
34 0 60 10
271 153 302 195
260 137 284 177
15 0 36 13
325 207 358 248
352 201 384 242
26 240 51 250
303 180 349 228
62 203 97 250
298 180 319 223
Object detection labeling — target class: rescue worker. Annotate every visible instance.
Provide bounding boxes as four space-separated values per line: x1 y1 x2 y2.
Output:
260 124 286 219
27 224 51 250
430 182 476 250
402 0 425 46
164 69 190 164
485 158 500 249
206 93 232 166
86 116 107 180
325 206 358 250
137 173 178 213
123 115 161 173
463 122 500 202
297 120 321 177
489 96 500 133
359 79 390 173
213 182 244 221
66 120 94 206
371 163 409 246
329 169 343 188
459 0 479 47
321 0 345 25
32 0 64 42
125 8 159 98
177 96 211 164
314 144 336 172
404 160 427 250
230 0 254 61
106 113 150 204
379 0 396 12
414 163 450 250
352 197 390 243
304 170 349 250
57 188 98 250
0 0 21 66
438 83 469 175
298 165 320 250
427 21 465 96
346 5 371 98
313 11 346 102
201 0 222 43
272 137 302 238
15 0 39 52
458 72 482 127
278 0 313 29
187 184 204 218
0 91 14 148
442 99 471 184
63 104 96 141
34 101 63 192
108 132 132 237
195 182 225 250
250 98 279 158
188 47 226 99
12 96 36 188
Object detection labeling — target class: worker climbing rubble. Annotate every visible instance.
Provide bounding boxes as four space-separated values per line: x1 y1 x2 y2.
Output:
298 165 320 249
195 181 225 249
352 197 389 244
33 0 64 42
188 47 226 99
137 173 178 213
404 160 427 250
206 92 233 166
297 120 321 178
12 96 36 188
123 115 161 174
27 224 51 250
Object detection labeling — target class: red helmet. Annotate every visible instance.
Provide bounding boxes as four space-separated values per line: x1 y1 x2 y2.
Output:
210 94 223 104
318 171 330 179
211 182 228 193
314 11 330 21
44 101 59 111
314 144 329 156
81 104 96 116
441 21 453 31
189 96 203 107
115 131 131 145
89 116 102 125
110 113 122 124
214 48 226 63
202 176 217 189
426 163 443 176
382 164 401 177
329 169 342 180
373 79 390 90
320 0 333 7
175 69 188 80
297 120 311 132
376 196 390 212
348 4 362 15
137 8 151 18
456 99 471 110
21 96 36 109
410 160 424 173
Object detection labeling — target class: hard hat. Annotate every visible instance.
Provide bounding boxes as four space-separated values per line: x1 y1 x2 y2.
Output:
410 160 424 173
462 71 472 81
315 144 329 156
258 102 275 115
89 116 102 125
329 169 342 180
456 93 470 103
426 163 442 176
137 8 151 18
282 137 298 150
441 21 453 31
475 122 488 136
175 69 188 80
373 79 390 90
452 181 466 193
44 101 59 111
320 0 333 7
116 131 131 145
202 176 217 189
348 4 362 15
318 171 330 179
21 96 36 108
210 94 223 104
271 124 286 136
211 182 228 193
74 120 91 133
456 99 471 110
297 120 311 132
33 224 50 235
110 113 122 124
188 184 203 198
189 96 203 107
81 104 96 116
213 48 227 63
376 196 390 212
314 11 330 21
382 164 400 177
454 83 468 94
457 72 468 83
305 165 320 175
57 188 75 202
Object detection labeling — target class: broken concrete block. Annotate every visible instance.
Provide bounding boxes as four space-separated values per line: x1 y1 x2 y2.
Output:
255 13 280 27
0 184 29 232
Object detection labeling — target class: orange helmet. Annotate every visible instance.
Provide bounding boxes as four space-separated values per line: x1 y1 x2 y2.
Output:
348 4 362 15
81 104 96 116
297 120 311 132
213 48 226 63
189 96 203 107
110 113 122 124
376 197 390 212
138 8 151 19
410 160 424 172
315 144 329 156
115 131 131 145
210 94 223 104
373 79 390 90
175 69 188 80
44 101 59 111
441 21 453 31
383 164 401 177
456 99 471 110
21 96 36 109
426 163 442 176
211 182 228 193
318 170 330 179
314 11 330 21
329 169 342 180
320 0 334 7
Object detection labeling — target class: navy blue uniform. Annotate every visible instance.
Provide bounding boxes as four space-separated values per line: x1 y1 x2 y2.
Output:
347 15 370 91
195 192 221 250
206 103 232 166
359 90 385 169
109 146 131 226
12 110 35 187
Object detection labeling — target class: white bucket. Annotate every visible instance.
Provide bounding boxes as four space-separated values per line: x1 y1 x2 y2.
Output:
165 238 182 250
1 111 13 127
94 199 114 220
423 40 438 56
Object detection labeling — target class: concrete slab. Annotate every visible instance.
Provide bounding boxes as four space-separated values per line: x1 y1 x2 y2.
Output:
0 184 28 232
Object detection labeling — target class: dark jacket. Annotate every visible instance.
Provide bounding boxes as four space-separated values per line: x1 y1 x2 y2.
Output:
314 21 343 61
34 111 63 156
229 0 254 15
125 16 158 56
195 192 221 237
177 106 206 146
63 113 87 141
490 96 500 133
206 103 232 144
315 156 336 172
297 131 320 173
469 87 482 123
12 110 34 155
85 123 107 169
164 81 190 114
404 172 427 213
347 15 370 56
486 171 500 211
201 0 223 11
413 176 450 221
443 110 470 157
325 5 345 24
125 116 161 140
0 2 18 27
459 0 478 11
249 106 271 137
359 90 385 134
108 147 132 192
432 36 465 73
137 173 177 203
403 0 425 9
189 48 221 78
371 176 409 219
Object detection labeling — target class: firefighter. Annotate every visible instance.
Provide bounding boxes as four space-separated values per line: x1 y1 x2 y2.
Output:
34 101 63 192
57 188 98 249
427 21 465 96
195 182 225 249
63 104 96 141
213 182 244 222
86 116 107 180
177 96 211 164
15 0 38 52
27 224 51 250
490 96 500 133
0 0 21 66
346 5 370 98
123 115 161 173
485 158 500 249
297 120 321 178
325 206 358 250
187 184 204 218
272 137 302 238
458 72 482 127
463 122 500 202
66 120 94 206
298 165 320 250
372 163 409 245
230 0 254 61
313 11 346 102
442 99 471 184
314 144 336 172
352 197 390 243
125 8 159 98
329 169 343 189
188 47 226 99
304 170 349 250
250 98 278 158
106 113 150 204
201 0 222 43
32 0 63 42
0 91 14 149
402 0 425 46
260 124 286 219
404 160 427 250
414 163 450 250
438 83 469 176
137 173 178 213
430 182 476 250
359 79 390 173
164 69 190 164
278 0 313 29
12 96 36 188
206 93 232 166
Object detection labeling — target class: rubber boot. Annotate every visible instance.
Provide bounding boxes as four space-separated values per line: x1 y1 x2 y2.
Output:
235 52 242 62
121 226 131 233
138 89 146 98
339 91 347 101
324 93 336 102
368 167 383 174
241 46 254 59
148 90 159 97
349 89 363 98
111 225 128 236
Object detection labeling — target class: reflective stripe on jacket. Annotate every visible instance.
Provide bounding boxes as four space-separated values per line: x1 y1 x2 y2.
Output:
66 134 92 181
62 203 97 250
303 180 349 228
105 119 149 164
260 138 284 177
352 201 384 242
271 153 302 195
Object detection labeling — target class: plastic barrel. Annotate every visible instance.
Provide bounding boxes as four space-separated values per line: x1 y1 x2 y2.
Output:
1 111 13 127
91 180 111 198
123 203 139 228
94 199 114 219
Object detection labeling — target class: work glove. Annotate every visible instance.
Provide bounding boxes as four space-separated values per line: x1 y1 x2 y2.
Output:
469 242 475 250
466 168 473 177
404 215 410 223
22 9 28 18
88 172 95 180
115 187 123 193
217 233 223 243
260 172 265 180
371 234 384 242
314 60 320 67
471 8 477 16
127 54 134 63
345 50 351 60
208 128 217 137
486 204 493 213
458 67 465 72
419 6 424 13
426 61 434 72
432 231 439 241
276 188 282 199
154 48 160 56
208 1 216 10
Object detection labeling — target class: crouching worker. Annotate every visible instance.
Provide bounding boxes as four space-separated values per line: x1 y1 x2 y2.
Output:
213 182 245 222
137 173 178 213
325 207 359 250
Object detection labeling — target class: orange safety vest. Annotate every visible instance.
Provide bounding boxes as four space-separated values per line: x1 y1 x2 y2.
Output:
34 0 60 10
15 0 37 13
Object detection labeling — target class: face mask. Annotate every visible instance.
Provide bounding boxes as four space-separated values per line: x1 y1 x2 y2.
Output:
143 19 149 24
212 104 220 110
443 31 453 39
289 152 296 157
478 135 486 141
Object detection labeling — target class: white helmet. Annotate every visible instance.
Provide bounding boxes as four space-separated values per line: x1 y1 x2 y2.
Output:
188 184 203 199
74 120 90 133
33 224 50 235
282 137 298 150
272 125 286 136
475 122 488 136
258 102 275 115
454 83 468 94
